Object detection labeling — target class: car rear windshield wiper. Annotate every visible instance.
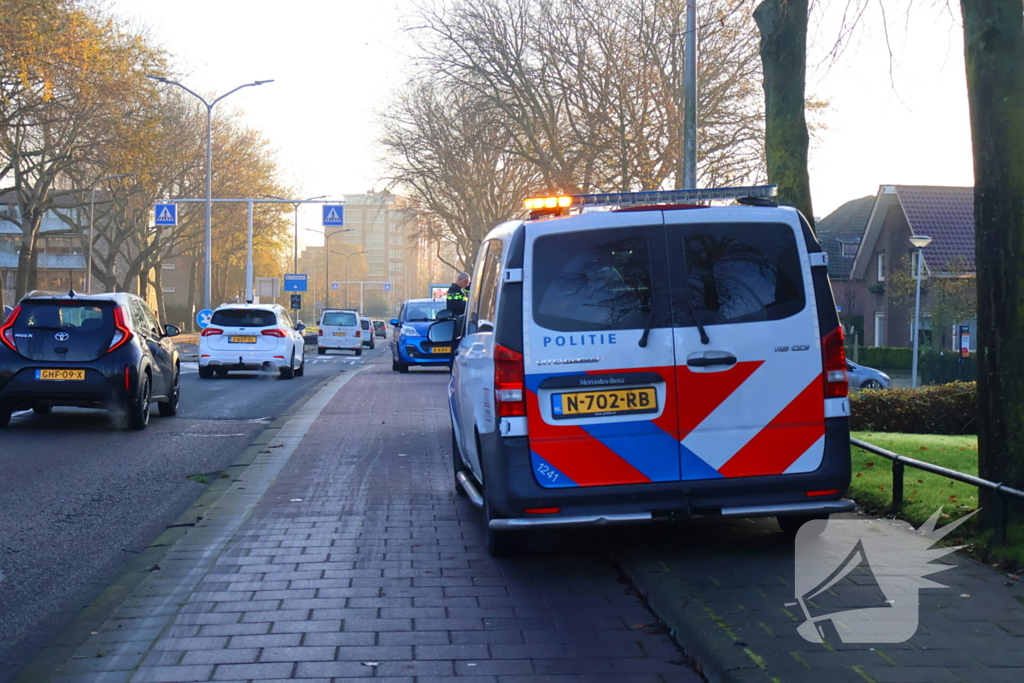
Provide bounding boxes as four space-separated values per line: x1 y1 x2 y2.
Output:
638 307 654 348
679 244 711 346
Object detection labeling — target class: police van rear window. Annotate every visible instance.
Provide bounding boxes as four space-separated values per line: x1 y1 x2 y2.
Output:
673 222 805 326
211 308 277 327
532 227 653 332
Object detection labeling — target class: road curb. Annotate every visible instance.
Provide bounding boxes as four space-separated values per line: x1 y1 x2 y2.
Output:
610 543 778 683
13 367 365 683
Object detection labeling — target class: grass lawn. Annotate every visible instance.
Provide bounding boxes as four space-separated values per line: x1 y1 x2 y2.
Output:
849 432 1024 568
850 431 980 526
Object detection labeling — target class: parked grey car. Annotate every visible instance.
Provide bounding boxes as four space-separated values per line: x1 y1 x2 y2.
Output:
847 360 890 389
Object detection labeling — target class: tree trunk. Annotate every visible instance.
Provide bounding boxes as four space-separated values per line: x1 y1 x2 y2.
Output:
961 0 1024 531
753 0 814 226
14 210 43 299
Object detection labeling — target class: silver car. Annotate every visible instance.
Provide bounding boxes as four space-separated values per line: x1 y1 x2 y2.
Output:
847 360 890 390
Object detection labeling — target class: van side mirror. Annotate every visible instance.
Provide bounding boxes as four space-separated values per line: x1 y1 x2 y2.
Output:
390 318 400 326
296 322 306 331
427 319 456 344
163 324 181 338
436 309 453 320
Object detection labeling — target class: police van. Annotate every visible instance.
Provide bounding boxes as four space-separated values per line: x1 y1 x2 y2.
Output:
430 186 854 555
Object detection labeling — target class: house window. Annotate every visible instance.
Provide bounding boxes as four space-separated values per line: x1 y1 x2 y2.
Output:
874 311 885 347
161 263 176 270
877 253 886 282
842 242 859 257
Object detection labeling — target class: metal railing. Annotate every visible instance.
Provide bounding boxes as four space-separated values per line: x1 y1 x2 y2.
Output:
851 437 1024 545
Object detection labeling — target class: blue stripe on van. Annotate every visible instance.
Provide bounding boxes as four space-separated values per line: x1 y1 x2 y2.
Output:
680 444 725 481
530 452 579 488
581 421 680 482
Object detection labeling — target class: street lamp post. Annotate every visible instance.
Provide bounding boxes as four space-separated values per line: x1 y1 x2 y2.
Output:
261 194 329 274
146 75 273 310
339 251 366 310
910 235 933 389
88 173 136 294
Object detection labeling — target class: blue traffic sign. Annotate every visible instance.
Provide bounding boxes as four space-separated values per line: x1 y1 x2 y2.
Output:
283 274 308 292
331 282 340 291
322 205 344 226
383 282 392 291
154 203 177 226
196 309 213 329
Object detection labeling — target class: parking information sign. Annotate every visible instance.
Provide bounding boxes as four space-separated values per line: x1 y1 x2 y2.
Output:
154 203 177 226
283 274 308 292
322 205 344 227
196 309 213 329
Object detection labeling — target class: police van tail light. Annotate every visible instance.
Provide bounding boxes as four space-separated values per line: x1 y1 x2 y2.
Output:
822 326 848 399
108 306 134 352
1 305 21 351
355 329 361 338
495 344 526 417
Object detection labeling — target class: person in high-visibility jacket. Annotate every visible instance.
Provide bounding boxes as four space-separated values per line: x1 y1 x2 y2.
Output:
446 273 471 316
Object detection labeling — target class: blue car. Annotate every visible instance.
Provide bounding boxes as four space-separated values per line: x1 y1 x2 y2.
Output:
390 298 452 372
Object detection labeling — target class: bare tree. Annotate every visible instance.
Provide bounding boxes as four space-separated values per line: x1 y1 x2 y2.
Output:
380 80 541 272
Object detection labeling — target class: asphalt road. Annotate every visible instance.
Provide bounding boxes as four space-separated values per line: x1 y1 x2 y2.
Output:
0 342 386 677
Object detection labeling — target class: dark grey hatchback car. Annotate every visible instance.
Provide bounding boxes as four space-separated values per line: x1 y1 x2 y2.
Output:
0 291 181 430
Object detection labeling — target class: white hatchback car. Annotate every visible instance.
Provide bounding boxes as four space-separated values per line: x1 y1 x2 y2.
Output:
199 304 306 379
360 317 376 350
318 309 362 355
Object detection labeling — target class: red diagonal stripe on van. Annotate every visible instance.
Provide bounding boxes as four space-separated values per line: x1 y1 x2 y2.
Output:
585 365 679 439
676 361 763 437
526 390 652 486
717 374 825 478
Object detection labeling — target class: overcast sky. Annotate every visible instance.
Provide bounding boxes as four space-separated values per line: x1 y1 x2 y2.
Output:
111 0 973 236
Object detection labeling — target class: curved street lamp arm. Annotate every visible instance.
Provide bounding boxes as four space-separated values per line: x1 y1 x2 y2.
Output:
211 80 274 108
146 75 211 108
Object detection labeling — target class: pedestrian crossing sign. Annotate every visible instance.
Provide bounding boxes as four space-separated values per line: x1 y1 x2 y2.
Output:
322 205 344 227
154 203 177 226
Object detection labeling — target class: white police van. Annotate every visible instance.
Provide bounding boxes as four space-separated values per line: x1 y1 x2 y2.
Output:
433 186 854 555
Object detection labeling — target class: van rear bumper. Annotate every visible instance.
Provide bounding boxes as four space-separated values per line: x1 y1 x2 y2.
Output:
478 418 853 523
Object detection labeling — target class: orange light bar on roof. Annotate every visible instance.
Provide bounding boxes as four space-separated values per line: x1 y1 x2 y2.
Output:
524 195 572 211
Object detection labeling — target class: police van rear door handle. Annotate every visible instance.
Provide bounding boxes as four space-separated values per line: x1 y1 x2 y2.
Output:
687 354 737 368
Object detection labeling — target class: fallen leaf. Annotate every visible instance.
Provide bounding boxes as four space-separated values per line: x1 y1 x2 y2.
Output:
866 462 874 467
879 486 886 491
631 624 646 630
1009 575 1020 581
856 473 864 478
920 446 928 450
917 480 924 483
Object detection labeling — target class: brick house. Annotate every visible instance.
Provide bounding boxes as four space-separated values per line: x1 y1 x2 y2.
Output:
818 185 976 350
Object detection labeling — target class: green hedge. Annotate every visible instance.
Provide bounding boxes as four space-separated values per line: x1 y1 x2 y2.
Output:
920 352 977 384
847 346 914 370
850 382 977 435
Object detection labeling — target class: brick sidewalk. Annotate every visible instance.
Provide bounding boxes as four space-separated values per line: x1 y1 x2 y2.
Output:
40 359 699 682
